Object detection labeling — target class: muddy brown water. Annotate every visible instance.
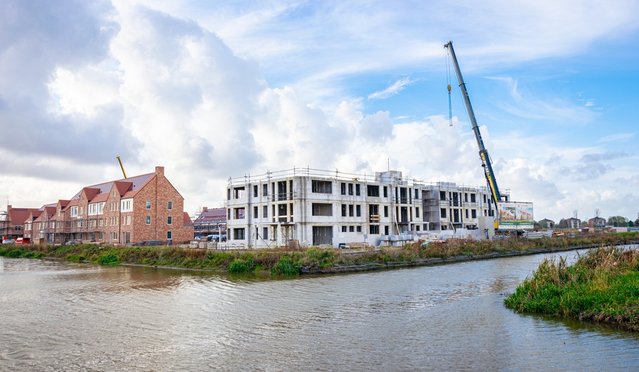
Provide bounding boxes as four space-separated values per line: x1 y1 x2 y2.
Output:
1 249 638 371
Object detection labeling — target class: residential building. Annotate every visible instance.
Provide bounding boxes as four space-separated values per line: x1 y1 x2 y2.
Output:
225 168 504 248
588 217 607 228
537 218 555 229
9 166 193 245
558 217 582 229
193 207 226 239
0 205 41 240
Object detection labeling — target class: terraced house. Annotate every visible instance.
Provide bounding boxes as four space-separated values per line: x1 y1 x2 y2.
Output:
14 166 193 245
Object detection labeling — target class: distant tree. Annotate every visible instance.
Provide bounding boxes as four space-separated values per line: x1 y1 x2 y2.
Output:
607 216 628 227
629 220 635 227
635 218 639 226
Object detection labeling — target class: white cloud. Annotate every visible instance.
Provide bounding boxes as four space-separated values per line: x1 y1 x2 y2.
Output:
1 0 638 225
368 77 414 100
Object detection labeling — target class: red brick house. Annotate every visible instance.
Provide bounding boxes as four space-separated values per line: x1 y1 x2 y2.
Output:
11 166 193 245
0 206 40 240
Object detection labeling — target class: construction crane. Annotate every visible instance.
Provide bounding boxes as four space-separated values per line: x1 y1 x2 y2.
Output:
444 41 502 215
116 156 127 179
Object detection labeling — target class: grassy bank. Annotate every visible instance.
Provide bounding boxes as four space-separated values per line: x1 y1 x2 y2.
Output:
1 232 638 277
505 247 639 331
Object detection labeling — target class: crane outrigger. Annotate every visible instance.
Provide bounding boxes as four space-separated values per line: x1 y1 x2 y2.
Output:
444 41 502 216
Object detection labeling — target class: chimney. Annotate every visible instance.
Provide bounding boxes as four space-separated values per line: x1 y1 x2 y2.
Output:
202 207 208 212
7 205 11 210
155 166 164 176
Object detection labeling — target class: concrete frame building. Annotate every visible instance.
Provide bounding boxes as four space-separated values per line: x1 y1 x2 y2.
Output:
225 168 506 248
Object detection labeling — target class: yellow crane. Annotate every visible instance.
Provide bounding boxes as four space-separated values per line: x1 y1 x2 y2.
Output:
116 156 127 179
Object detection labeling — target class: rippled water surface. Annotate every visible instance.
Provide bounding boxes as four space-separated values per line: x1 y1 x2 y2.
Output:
1 250 639 371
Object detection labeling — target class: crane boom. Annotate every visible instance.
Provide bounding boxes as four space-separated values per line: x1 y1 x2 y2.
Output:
116 156 127 179
444 41 501 212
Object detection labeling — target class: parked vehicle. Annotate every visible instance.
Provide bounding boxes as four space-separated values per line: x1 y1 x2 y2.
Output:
15 237 31 244
2 236 15 244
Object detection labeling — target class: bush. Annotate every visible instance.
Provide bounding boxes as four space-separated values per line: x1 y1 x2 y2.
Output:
67 254 87 263
272 257 301 276
228 258 255 274
6 249 25 258
97 253 120 266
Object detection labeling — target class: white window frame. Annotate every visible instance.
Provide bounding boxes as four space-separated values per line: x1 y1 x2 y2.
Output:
120 199 133 212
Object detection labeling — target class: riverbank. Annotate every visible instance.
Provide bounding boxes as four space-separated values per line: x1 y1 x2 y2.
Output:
1 232 638 277
505 246 639 331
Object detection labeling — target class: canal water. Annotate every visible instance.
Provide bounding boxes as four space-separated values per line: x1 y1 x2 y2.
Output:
1 250 638 371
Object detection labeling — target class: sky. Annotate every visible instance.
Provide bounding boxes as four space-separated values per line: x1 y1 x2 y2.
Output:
1 0 638 223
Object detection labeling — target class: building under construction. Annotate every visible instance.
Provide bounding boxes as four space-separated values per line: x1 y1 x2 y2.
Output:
224 168 509 248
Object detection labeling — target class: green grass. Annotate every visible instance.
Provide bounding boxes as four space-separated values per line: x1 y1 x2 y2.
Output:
505 247 639 331
1 232 638 279
228 258 256 274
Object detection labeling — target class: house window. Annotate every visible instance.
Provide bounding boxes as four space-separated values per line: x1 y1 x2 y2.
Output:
341 205 347 217
234 207 245 219
348 183 353 195
253 206 258 218
312 180 332 194
384 206 388 217
472 209 477 218
262 184 268 196
383 186 388 198
167 216 172 225
262 227 268 240
370 225 380 234
120 199 132 212
146 200 151 209
70 206 78 217
441 209 447 218
167 201 173 210
367 185 380 197
355 184 360 196
356 205 361 217
146 216 151 225
342 226 347 232
263 205 268 219
253 185 258 197
167 231 172 240
233 228 245 240
312 203 333 216
349 226 354 232
416 207 420 218
356 226 362 232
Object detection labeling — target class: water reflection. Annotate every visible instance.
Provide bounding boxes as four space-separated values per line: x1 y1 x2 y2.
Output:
1 251 639 371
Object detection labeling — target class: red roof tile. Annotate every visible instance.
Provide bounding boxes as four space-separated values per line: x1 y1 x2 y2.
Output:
7 208 40 226
194 207 226 224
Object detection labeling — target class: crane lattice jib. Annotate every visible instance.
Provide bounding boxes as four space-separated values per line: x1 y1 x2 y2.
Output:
444 41 501 209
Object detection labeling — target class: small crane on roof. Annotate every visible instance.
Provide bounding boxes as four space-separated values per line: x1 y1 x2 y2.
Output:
116 156 127 179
